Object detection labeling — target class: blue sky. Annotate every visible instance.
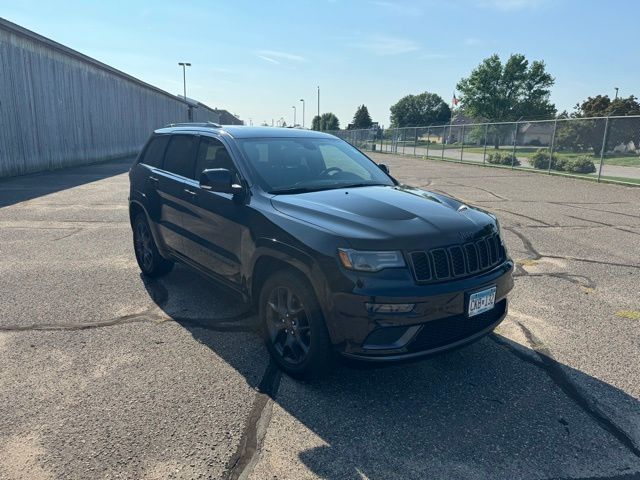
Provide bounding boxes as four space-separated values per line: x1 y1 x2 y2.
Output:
2 0 638 127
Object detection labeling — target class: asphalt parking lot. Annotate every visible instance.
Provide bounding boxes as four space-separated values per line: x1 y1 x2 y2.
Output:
1 153 639 480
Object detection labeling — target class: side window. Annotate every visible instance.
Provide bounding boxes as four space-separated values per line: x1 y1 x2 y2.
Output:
195 137 237 177
139 136 169 168
162 135 199 178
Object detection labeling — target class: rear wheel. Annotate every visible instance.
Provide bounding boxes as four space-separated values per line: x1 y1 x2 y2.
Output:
133 213 174 277
259 270 334 379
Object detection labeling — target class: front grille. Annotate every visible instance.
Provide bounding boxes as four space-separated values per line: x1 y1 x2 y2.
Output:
407 300 506 352
409 233 504 283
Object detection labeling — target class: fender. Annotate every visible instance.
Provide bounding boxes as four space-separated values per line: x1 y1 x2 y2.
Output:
249 238 335 334
128 199 172 259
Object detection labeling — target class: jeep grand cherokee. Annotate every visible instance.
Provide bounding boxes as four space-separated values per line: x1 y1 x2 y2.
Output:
128 123 514 377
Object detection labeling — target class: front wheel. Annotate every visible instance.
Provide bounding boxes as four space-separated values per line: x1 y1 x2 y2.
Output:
259 270 334 379
132 213 174 277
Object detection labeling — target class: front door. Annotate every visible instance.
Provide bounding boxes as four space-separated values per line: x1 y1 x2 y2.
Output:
181 136 246 287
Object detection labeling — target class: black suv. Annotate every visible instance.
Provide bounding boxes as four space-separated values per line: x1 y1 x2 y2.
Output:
129 123 514 377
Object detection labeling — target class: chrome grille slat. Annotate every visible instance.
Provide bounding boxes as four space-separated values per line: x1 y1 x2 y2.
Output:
410 234 504 283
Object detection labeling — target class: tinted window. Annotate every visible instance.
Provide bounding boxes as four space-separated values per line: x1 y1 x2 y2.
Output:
238 137 393 193
162 135 199 178
139 135 169 168
195 137 237 178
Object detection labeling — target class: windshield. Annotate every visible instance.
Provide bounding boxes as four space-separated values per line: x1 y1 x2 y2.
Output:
238 137 394 194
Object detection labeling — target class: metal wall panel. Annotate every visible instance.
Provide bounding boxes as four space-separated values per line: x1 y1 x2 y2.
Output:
0 20 220 177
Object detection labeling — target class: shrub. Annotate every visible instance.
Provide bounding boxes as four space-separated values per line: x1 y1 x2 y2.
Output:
487 151 521 166
564 156 596 174
529 148 558 169
529 148 597 174
526 139 542 146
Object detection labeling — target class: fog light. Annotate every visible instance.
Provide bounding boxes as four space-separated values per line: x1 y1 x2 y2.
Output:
366 303 415 314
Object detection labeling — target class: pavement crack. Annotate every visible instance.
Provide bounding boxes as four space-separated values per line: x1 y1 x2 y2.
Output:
0 309 257 333
503 226 542 259
494 209 554 226
514 271 597 289
53 228 82 241
224 361 282 480
556 202 640 220
498 323 640 459
543 255 640 270
564 215 640 236
505 226 640 270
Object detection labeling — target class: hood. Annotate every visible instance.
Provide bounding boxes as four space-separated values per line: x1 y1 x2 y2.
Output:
270 185 497 250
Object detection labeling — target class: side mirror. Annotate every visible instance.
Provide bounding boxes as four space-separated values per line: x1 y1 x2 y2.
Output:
378 163 390 174
200 168 243 195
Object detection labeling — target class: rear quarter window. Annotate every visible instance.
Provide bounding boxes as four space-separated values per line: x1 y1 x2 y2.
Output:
138 136 169 168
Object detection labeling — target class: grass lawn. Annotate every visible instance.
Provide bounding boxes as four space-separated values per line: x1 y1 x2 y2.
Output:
461 146 640 167
419 154 640 186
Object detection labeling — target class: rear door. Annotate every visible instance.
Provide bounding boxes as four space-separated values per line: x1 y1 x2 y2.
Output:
154 133 199 254
180 135 247 286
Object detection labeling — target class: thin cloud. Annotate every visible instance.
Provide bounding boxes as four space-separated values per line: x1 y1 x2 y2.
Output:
256 50 308 63
420 53 453 60
369 1 423 16
464 37 482 46
257 55 280 65
476 0 547 11
350 35 420 56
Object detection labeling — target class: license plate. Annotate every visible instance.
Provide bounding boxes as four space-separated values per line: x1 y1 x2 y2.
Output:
468 286 496 317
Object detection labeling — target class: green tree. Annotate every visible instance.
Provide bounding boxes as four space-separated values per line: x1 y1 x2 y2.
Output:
389 92 450 127
311 115 321 131
457 54 556 122
351 105 373 129
319 112 340 131
556 95 640 153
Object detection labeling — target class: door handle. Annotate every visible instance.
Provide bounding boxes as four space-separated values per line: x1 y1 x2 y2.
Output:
184 188 197 196
148 176 159 184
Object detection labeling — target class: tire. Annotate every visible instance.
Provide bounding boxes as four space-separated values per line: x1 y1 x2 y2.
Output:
259 269 334 379
132 213 174 278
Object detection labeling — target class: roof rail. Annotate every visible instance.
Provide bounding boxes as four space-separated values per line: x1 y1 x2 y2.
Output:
163 121 222 128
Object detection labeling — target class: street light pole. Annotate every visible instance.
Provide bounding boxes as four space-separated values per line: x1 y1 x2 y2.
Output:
614 87 619 100
292 105 296 127
178 62 191 120
299 99 305 128
317 86 320 119
178 62 191 100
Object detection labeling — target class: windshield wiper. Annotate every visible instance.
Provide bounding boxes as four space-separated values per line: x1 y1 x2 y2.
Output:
269 183 389 195
269 186 328 195
326 182 389 190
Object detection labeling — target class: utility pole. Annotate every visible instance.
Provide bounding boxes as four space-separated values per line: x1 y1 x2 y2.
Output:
614 87 619 100
299 99 305 128
292 105 296 127
317 86 320 120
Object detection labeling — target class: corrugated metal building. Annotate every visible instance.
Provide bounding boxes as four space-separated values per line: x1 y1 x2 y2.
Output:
0 18 238 177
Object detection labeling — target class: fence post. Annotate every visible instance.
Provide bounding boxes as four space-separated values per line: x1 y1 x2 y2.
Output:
597 116 610 183
460 124 465 163
402 128 406 155
413 127 418 156
548 119 557 175
511 122 518 169
426 126 431 158
441 125 446 160
482 123 488 165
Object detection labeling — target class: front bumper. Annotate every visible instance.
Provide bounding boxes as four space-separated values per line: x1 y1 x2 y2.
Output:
325 260 514 361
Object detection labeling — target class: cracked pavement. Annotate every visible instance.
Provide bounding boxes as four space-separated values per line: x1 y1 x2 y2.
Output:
1 154 639 479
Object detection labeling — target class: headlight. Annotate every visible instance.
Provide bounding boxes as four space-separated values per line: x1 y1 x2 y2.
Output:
338 249 405 272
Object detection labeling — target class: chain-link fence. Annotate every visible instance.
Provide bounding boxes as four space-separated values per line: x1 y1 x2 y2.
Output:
328 116 640 185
